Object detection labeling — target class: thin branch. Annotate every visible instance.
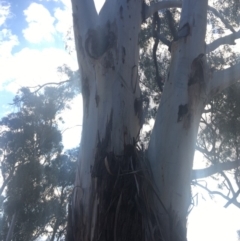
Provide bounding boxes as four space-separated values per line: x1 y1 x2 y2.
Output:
195 145 213 158
192 181 240 208
61 125 82 134
192 159 240 180
207 62 240 97
220 171 234 194
29 80 70 93
206 30 240 53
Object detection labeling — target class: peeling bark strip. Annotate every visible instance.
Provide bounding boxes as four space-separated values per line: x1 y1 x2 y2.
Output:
91 110 113 178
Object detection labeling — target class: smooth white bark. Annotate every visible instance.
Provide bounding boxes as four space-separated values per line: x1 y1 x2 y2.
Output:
148 0 208 237
71 0 143 240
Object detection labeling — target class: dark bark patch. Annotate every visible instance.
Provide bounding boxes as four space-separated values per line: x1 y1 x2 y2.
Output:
103 51 115 70
120 6 123 19
131 65 137 93
141 1 147 23
82 77 90 116
95 93 100 107
177 22 190 39
122 46 126 64
188 54 204 86
177 104 188 122
134 98 143 122
85 26 116 59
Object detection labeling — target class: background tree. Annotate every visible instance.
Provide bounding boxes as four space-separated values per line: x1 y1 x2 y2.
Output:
67 0 240 241
0 71 80 241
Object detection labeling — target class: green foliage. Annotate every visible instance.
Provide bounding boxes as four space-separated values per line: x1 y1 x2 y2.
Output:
0 83 79 241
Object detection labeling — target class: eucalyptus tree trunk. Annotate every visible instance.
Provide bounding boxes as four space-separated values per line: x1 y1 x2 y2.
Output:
67 0 239 241
68 0 142 240
148 1 208 240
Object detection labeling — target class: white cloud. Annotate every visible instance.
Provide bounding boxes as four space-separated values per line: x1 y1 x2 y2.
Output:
0 1 11 27
0 28 19 58
54 0 72 36
23 3 56 43
60 95 83 149
0 47 78 92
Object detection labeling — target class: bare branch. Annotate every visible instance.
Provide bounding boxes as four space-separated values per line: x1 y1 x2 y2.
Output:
224 189 240 208
144 1 182 20
61 125 82 134
207 62 240 96
29 80 70 93
220 171 234 194
196 144 212 156
192 159 240 180
192 181 240 208
206 30 240 53
208 6 236 33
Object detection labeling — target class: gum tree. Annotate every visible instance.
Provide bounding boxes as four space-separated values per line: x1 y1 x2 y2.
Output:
67 0 240 240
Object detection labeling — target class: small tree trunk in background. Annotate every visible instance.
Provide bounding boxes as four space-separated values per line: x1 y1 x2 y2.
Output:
5 211 17 241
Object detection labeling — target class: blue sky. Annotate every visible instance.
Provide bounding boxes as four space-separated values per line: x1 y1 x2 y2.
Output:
0 0 240 240
0 0 81 149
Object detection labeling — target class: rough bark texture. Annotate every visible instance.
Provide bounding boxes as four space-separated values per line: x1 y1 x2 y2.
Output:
68 0 213 241
69 0 144 240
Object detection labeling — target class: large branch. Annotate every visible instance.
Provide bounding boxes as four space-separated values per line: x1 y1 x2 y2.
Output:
206 30 240 53
71 0 98 32
192 159 240 180
207 62 240 96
